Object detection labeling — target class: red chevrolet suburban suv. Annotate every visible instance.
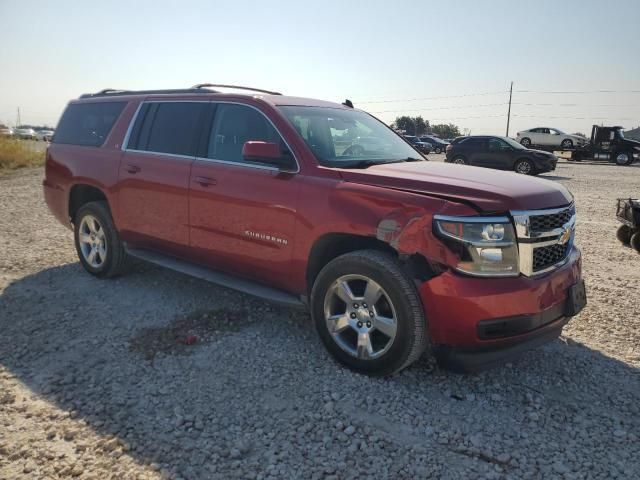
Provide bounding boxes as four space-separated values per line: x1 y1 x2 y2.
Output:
44 84 586 375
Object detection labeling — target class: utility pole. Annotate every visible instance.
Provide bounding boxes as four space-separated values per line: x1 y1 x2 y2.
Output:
506 81 513 137
16 107 21 127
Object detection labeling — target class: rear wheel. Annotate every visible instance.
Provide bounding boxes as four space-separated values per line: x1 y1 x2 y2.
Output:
434 147 442 154
616 225 633 245
561 139 573 149
310 250 427 376
614 152 634 166
514 158 535 175
451 156 467 165
74 201 130 278
520 137 531 147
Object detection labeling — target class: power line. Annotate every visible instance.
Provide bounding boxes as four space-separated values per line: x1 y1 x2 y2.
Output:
370 102 508 114
356 91 509 104
515 89 640 94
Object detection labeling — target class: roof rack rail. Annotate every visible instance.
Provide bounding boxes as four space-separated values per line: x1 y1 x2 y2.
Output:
79 88 216 99
191 83 282 95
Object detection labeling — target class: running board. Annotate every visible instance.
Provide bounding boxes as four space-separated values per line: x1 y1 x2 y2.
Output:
125 247 306 310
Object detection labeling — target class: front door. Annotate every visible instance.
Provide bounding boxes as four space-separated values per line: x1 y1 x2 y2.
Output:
117 101 208 256
188 103 300 291
480 137 514 169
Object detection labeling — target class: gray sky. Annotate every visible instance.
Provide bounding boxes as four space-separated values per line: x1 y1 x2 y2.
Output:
1 0 639 135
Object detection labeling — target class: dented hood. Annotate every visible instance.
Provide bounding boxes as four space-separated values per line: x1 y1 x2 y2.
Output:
338 161 572 212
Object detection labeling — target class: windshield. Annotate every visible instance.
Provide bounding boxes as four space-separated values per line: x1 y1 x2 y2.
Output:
503 137 527 149
616 129 625 139
278 106 422 167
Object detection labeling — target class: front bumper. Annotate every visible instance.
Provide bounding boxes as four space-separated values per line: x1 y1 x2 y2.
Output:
419 246 582 372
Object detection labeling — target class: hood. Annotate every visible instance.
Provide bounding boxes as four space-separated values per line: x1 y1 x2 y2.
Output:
623 138 640 147
338 161 572 212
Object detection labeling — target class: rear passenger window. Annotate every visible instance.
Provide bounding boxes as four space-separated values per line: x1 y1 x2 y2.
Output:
128 102 207 156
207 104 283 163
54 102 126 147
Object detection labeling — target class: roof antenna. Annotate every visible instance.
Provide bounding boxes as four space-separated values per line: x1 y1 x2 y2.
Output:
342 99 354 108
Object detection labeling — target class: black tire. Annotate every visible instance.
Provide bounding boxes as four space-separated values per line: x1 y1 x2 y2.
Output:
451 156 467 165
310 250 427 376
74 201 129 278
520 137 531 147
434 147 442 154
616 225 633 245
631 232 640 253
514 158 536 175
613 151 634 166
561 139 573 149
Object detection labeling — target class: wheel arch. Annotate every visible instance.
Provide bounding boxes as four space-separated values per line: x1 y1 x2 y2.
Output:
68 184 109 223
305 232 437 295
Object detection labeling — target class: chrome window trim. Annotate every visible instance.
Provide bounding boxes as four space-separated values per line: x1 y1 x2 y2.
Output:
121 102 144 151
433 215 511 224
122 149 195 161
121 99 300 174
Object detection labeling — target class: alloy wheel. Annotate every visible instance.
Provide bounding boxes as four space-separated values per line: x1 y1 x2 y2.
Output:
78 214 107 268
323 274 397 360
515 160 532 174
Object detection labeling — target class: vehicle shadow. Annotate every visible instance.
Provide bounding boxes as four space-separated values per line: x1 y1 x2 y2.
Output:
1 263 639 477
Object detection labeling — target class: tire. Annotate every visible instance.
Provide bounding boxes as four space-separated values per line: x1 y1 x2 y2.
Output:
520 137 531 147
614 151 634 166
74 201 129 278
616 225 633 245
630 232 640 253
561 139 573 149
514 158 536 175
434 147 442 154
451 156 467 165
310 250 427 376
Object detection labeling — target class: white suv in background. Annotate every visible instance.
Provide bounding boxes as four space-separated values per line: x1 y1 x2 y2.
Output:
516 127 587 149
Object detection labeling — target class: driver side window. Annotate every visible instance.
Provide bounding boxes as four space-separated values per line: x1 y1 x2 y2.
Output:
488 138 510 151
207 104 286 165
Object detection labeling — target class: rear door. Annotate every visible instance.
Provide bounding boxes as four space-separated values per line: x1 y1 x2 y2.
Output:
117 101 208 256
461 137 486 166
188 102 301 291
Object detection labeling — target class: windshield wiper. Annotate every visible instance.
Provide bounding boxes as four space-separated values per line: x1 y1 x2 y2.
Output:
403 157 424 162
343 159 404 169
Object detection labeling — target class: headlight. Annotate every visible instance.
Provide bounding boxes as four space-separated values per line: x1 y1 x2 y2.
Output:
433 215 519 277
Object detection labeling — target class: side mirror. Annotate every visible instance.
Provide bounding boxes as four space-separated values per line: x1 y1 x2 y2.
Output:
242 141 295 171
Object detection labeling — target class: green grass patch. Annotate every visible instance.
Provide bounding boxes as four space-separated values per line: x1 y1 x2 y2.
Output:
0 137 45 173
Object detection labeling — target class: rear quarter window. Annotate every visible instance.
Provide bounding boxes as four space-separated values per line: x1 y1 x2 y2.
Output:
53 102 126 147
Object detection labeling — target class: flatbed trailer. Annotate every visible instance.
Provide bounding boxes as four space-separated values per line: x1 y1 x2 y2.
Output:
523 125 639 166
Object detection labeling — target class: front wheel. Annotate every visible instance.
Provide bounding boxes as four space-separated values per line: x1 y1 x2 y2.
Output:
451 156 467 165
520 137 531 147
514 158 535 175
631 232 640 253
434 147 442 154
310 250 427 376
616 225 633 245
74 201 130 278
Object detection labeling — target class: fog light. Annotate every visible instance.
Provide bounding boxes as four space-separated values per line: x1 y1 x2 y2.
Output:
478 248 503 262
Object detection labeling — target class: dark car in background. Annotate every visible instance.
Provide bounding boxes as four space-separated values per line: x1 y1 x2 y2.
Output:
404 135 432 154
419 135 449 154
445 136 557 175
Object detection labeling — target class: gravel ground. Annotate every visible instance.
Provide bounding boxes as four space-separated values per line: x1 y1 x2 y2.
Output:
1 157 639 479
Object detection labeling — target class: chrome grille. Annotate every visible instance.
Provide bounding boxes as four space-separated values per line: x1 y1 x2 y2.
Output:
532 243 570 272
529 205 575 231
511 204 576 276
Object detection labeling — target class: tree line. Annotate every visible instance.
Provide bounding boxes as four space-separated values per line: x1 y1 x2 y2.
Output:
392 115 461 139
